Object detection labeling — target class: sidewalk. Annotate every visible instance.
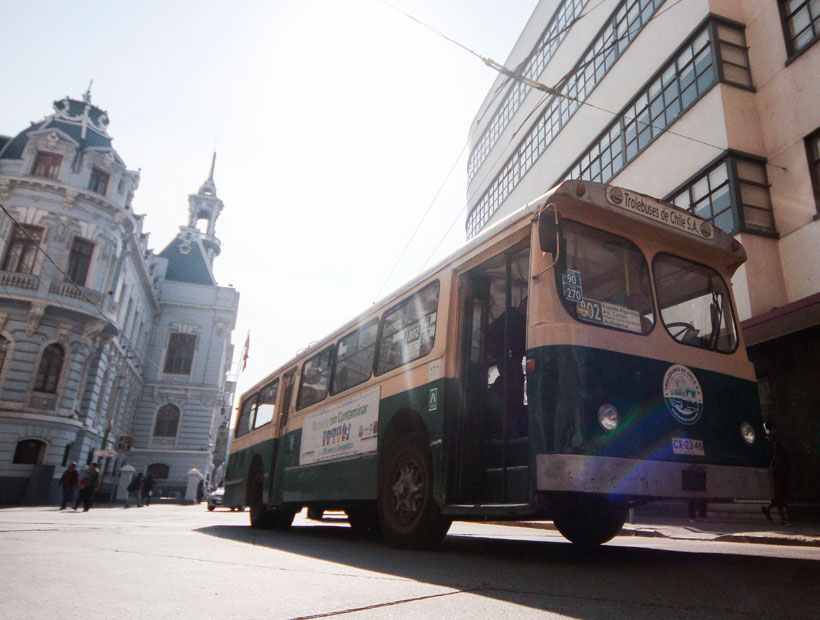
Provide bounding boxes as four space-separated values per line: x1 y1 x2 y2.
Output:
511 516 820 548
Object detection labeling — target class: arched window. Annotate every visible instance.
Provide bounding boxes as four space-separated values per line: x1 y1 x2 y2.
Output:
153 404 180 438
146 463 169 480
34 343 65 393
13 439 46 464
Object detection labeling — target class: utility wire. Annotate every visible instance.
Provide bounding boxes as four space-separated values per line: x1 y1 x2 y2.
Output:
373 141 468 301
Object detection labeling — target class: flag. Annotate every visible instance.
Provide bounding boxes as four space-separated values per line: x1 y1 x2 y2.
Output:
241 332 250 372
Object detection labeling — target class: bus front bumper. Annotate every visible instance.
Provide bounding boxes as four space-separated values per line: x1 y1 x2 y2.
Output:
536 454 770 500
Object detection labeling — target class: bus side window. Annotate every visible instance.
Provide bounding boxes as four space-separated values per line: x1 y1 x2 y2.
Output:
236 395 257 437
279 368 297 430
253 379 279 428
375 281 439 375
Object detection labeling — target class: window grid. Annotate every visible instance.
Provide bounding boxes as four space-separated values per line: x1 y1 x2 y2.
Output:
667 154 775 235
467 0 588 181
67 237 94 286
153 404 180 438
466 0 666 238
779 0 820 57
163 333 196 375
564 21 725 188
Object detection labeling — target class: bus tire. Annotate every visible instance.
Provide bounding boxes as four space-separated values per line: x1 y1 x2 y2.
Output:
269 508 295 530
248 467 273 529
378 432 451 549
552 495 627 549
346 502 380 537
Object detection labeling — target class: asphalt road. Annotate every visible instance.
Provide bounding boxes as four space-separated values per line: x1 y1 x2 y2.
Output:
2 505 818 619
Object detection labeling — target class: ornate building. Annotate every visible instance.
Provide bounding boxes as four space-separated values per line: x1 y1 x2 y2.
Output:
0 92 239 503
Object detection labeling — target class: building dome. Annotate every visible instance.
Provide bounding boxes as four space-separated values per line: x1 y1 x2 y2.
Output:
0 93 123 166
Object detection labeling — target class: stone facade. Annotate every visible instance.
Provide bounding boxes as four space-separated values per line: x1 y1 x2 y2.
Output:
0 92 238 503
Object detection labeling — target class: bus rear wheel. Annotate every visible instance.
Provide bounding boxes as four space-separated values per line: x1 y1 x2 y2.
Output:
378 432 451 549
248 468 273 529
346 502 380 537
552 494 627 549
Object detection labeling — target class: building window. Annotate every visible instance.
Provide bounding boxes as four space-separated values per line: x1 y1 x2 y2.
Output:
668 154 776 235
153 404 180 438
31 151 62 179
715 22 752 88
66 237 94 286
88 168 109 195
465 0 669 238
163 333 196 375
61 443 72 467
34 343 65 393
806 128 820 213
2 224 43 274
146 463 170 480
779 0 820 58
13 439 47 464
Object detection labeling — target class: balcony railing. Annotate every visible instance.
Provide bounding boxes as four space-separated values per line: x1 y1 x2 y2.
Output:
49 280 105 307
0 271 40 291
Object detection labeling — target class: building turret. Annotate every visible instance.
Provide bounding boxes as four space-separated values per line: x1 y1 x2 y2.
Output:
186 153 223 264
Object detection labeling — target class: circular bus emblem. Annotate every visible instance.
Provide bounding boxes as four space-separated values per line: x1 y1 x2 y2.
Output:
699 221 713 239
663 365 704 425
606 186 624 206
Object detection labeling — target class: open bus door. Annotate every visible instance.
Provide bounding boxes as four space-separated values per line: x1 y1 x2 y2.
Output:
454 240 530 505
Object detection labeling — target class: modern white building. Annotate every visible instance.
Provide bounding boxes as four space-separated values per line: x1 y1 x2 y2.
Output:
466 0 819 505
0 92 239 503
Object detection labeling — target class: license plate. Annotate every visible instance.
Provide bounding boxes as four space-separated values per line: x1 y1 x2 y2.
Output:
672 437 704 456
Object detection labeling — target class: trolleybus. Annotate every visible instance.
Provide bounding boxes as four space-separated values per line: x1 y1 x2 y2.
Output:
223 180 770 548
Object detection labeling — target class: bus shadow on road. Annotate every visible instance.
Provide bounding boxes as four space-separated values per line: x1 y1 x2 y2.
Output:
196 522 818 618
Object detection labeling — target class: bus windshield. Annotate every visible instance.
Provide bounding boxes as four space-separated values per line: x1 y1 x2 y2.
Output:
653 253 738 352
557 220 654 334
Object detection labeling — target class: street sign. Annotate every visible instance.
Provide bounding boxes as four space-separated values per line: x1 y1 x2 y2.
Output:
94 449 116 458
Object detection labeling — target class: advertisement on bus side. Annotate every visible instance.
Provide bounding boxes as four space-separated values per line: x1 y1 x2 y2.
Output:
299 387 381 465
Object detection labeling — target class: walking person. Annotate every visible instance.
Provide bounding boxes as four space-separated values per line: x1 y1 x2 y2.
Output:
73 463 100 512
762 420 790 526
125 472 144 508
58 463 79 510
142 473 154 506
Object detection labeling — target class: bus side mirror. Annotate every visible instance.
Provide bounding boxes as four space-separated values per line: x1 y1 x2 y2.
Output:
538 209 561 255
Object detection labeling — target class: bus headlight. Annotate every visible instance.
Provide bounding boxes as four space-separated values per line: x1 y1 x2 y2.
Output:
740 422 755 445
598 404 620 431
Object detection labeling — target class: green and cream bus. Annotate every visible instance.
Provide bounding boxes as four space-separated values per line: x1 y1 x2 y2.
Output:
223 180 769 548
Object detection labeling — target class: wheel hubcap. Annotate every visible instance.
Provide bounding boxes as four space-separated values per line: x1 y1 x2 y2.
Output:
391 460 424 524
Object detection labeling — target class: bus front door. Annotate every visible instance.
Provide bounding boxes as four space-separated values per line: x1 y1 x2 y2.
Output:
455 242 530 505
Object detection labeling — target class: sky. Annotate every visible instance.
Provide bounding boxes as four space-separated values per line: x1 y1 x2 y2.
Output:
0 0 538 402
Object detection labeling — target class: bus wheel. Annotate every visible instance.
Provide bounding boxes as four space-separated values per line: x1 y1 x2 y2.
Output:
269 508 295 530
248 468 273 529
552 495 627 549
378 432 451 549
346 502 380 537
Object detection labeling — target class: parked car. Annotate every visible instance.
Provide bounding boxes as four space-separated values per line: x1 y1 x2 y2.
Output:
206 487 244 511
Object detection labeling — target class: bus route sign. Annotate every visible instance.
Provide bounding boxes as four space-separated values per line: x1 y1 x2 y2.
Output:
605 185 714 240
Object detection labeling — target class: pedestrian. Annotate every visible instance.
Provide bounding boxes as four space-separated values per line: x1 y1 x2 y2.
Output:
688 498 707 522
762 420 790 526
196 479 204 504
58 463 79 510
73 463 100 512
125 472 144 508
142 473 154 506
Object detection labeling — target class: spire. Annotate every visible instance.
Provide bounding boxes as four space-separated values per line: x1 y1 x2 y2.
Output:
198 151 217 196
83 79 93 103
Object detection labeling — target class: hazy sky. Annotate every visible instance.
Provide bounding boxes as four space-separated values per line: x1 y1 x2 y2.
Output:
1 0 538 400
